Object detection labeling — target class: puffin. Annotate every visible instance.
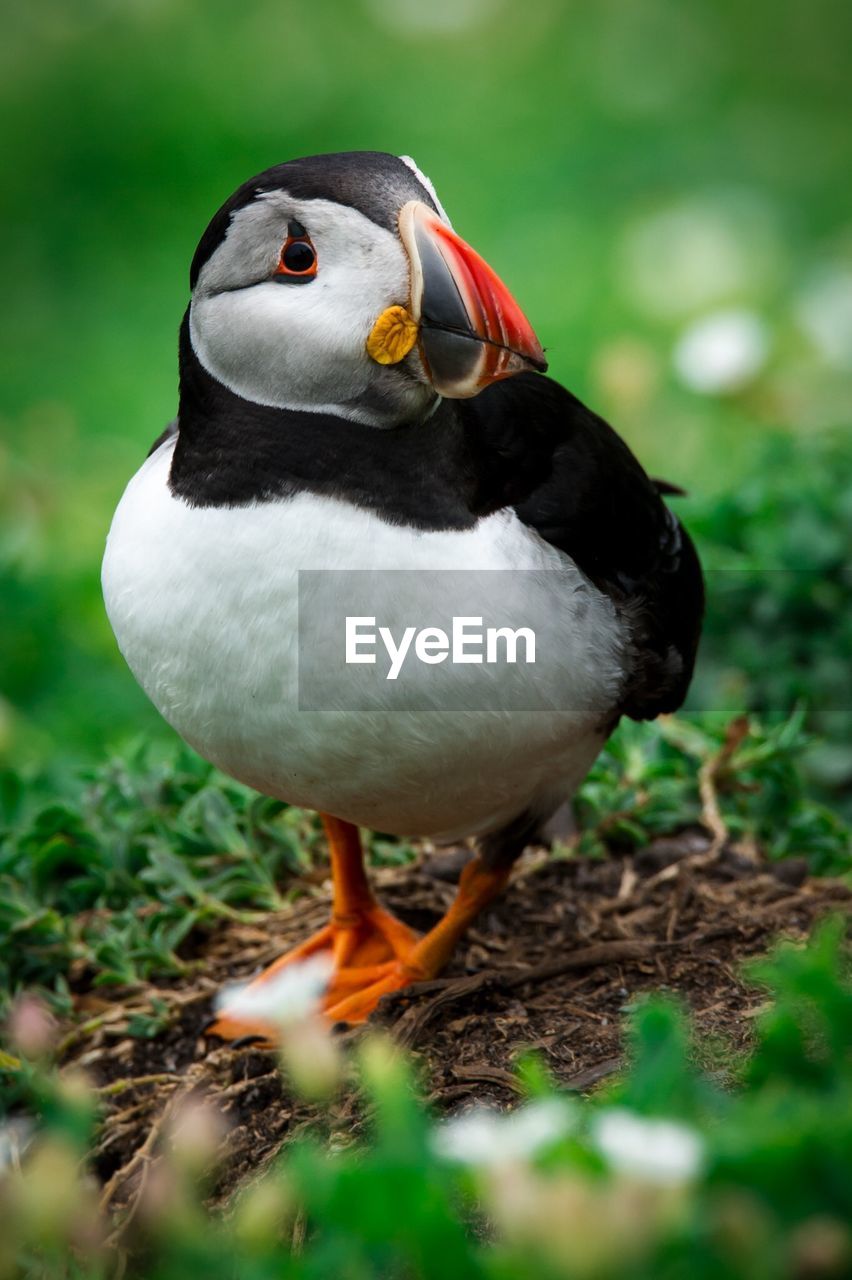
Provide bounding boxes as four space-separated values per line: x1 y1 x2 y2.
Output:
102 151 703 1039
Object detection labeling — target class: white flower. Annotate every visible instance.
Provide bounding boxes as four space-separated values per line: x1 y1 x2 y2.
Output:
591 1109 704 1185
619 197 779 320
0 1118 33 1173
432 1098 575 1167
215 953 334 1027
673 309 769 394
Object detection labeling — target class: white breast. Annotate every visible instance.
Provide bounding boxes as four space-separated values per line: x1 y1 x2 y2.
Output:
102 438 626 840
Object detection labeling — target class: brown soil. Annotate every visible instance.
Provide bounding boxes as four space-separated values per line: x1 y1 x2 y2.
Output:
59 832 851 1219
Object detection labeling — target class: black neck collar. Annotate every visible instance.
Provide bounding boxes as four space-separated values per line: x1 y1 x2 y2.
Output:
170 313 552 528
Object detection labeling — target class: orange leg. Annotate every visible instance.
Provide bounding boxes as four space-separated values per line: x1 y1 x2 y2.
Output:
325 855 511 1024
206 815 510 1043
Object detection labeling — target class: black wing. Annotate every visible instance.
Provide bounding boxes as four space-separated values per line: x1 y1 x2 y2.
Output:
466 374 704 720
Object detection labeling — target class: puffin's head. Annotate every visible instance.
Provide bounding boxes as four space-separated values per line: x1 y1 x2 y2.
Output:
188 151 546 426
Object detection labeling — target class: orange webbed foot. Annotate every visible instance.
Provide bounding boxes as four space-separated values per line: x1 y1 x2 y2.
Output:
205 903 422 1043
205 814 511 1047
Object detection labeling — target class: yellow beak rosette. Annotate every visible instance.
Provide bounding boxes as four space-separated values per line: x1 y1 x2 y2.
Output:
366 305 419 365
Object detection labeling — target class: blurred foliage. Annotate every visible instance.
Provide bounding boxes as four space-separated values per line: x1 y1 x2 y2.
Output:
686 430 852 806
0 743 417 1016
1 0 851 780
575 709 850 873
1 922 851 1278
0 712 846 1020
0 745 307 1010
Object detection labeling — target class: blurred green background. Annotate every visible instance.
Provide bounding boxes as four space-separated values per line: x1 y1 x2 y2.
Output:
1 0 850 803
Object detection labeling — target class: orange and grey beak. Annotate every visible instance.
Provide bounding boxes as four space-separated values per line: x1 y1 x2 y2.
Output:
398 200 547 398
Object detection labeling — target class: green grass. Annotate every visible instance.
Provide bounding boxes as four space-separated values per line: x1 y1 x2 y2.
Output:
684 430 852 807
1 710 847 1022
0 745 316 1009
576 709 850 872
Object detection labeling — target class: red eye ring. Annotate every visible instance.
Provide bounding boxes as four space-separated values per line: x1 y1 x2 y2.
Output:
275 223 318 279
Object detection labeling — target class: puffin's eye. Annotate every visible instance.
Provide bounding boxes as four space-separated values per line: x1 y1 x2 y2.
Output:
283 241 315 272
275 224 318 281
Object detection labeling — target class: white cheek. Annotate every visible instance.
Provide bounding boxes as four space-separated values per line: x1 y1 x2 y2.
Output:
191 282 362 408
190 245 411 415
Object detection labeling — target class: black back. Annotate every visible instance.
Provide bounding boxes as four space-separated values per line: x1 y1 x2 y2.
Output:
478 375 705 718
